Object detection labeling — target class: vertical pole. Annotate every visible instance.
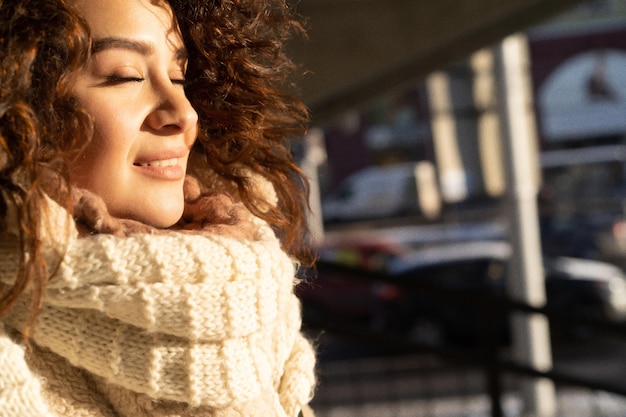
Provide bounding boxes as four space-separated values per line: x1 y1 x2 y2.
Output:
426 71 469 204
471 48 506 199
301 127 327 245
495 33 557 417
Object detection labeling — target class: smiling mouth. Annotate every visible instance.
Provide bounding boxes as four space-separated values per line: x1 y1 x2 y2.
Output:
133 158 178 167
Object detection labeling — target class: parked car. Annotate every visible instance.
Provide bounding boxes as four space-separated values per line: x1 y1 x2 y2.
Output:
297 239 626 345
321 163 421 222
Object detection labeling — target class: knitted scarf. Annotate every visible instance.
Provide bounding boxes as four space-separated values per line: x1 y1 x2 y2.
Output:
0 175 316 417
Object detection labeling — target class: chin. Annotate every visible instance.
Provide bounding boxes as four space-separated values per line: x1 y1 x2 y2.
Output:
143 209 184 229
125 201 184 229
147 217 182 229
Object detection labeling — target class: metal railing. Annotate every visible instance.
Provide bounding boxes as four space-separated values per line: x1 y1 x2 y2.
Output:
302 261 626 417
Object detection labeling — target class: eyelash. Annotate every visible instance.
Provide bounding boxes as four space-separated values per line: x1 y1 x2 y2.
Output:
105 76 187 86
106 75 143 84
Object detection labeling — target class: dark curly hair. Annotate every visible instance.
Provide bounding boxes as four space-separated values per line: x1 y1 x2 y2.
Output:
0 0 312 318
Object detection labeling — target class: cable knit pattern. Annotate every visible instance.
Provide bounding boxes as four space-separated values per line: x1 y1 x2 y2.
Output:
0 194 316 417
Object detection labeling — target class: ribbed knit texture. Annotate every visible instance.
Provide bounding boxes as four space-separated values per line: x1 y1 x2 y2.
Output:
0 325 52 417
0 190 316 417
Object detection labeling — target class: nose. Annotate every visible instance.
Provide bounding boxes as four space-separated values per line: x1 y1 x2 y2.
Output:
146 84 198 135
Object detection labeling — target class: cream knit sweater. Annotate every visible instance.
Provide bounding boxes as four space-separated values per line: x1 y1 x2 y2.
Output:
0 184 316 417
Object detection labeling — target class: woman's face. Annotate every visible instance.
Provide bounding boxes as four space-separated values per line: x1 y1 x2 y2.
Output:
69 0 198 228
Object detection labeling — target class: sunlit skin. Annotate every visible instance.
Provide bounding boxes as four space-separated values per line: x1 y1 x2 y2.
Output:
69 0 198 228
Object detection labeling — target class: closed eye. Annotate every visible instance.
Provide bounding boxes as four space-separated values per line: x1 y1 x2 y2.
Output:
104 75 144 85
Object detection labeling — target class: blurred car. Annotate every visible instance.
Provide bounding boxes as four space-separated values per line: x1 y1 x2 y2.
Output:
321 163 421 223
297 239 626 345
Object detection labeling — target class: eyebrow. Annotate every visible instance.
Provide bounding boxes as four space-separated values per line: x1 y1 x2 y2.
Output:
92 37 188 60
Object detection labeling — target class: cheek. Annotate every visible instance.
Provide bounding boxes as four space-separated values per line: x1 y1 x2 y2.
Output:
189 123 199 145
78 90 142 136
70 137 116 188
70 117 132 184
68 87 143 188
91 101 134 134
83 101 139 160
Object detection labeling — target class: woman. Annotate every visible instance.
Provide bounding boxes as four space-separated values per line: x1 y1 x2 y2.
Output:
0 0 316 416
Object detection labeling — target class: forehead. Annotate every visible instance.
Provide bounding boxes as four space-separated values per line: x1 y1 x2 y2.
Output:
73 0 180 45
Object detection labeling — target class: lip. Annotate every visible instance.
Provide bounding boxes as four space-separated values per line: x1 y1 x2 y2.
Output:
133 147 188 165
132 148 188 181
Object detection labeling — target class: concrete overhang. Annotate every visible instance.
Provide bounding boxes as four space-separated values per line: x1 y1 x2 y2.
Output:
287 0 586 122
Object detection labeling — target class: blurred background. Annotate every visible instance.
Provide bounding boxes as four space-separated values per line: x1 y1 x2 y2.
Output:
287 1 626 416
